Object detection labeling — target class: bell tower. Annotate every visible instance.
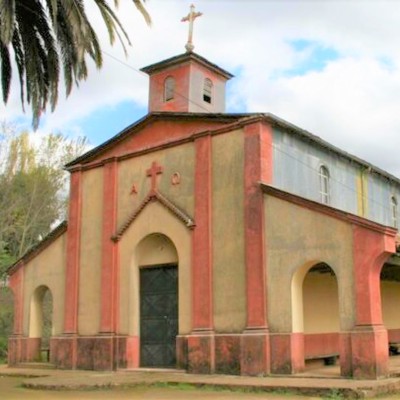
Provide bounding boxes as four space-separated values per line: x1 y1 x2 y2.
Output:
140 5 233 114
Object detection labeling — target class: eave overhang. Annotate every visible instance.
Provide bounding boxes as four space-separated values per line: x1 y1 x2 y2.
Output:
140 52 234 80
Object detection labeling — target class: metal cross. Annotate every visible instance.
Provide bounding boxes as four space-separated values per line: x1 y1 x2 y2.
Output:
146 161 163 192
181 4 203 53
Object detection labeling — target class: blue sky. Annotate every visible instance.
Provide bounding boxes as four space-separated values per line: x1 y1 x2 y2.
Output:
3 0 400 176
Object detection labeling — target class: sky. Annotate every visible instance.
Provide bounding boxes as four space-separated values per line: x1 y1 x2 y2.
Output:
2 0 400 176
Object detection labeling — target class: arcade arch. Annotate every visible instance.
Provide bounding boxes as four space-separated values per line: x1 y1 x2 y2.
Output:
292 262 340 366
29 285 53 361
380 261 400 354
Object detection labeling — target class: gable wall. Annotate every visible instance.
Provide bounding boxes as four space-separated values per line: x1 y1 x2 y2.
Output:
117 143 195 230
96 119 232 162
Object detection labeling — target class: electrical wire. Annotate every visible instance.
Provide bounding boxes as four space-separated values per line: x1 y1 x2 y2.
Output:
103 49 399 218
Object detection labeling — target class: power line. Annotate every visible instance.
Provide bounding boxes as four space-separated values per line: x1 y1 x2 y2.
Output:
101 50 212 113
270 140 397 216
103 49 397 218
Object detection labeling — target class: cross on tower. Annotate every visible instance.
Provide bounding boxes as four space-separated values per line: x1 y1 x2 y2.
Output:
181 4 203 53
146 161 163 193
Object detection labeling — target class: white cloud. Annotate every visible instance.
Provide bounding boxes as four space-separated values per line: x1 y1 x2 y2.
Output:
2 0 400 176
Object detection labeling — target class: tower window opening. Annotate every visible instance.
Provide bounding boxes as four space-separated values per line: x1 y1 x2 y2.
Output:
319 165 330 204
164 76 175 102
391 195 398 228
203 78 213 103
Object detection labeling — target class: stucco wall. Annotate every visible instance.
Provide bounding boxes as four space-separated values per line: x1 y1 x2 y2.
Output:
22 233 66 336
212 129 246 332
264 195 355 333
117 144 195 230
78 167 103 335
118 201 192 336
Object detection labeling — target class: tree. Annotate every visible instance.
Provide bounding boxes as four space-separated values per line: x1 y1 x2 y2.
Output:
0 0 151 129
0 124 87 280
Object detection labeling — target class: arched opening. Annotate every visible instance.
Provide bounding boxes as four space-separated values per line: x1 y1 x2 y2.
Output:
203 78 213 103
135 233 179 368
391 196 398 228
292 262 340 370
29 285 53 362
164 76 175 102
380 261 400 357
319 165 330 204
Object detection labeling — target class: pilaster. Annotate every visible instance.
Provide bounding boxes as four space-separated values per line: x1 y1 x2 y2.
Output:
189 135 214 373
64 169 83 335
350 225 396 379
100 158 119 333
241 122 273 375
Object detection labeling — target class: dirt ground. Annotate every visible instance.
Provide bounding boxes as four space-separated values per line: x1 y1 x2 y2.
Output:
0 376 323 400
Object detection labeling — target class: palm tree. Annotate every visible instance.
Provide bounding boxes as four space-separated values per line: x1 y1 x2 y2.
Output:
0 0 150 129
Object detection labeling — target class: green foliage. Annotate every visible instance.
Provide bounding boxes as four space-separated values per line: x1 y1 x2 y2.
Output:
0 124 87 358
323 388 344 399
0 126 88 268
0 0 151 129
0 336 8 363
0 287 13 363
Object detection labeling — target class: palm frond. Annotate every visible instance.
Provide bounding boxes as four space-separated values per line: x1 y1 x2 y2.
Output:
11 27 25 111
0 0 152 129
133 0 151 26
0 0 16 44
0 41 11 102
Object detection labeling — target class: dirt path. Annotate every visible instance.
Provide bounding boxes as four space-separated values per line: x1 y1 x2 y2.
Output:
0 376 321 400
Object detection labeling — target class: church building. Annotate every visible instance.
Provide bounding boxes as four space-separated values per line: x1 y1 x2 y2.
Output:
7 7 400 380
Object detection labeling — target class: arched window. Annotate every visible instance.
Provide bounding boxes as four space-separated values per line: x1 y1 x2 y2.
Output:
319 165 330 204
164 76 175 102
203 78 213 103
391 196 398 228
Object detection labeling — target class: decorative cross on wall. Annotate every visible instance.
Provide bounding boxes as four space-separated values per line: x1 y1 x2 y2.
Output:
181 4 203 53
146 161 163 192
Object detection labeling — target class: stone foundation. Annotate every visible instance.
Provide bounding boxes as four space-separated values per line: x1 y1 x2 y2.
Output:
8 330 391 379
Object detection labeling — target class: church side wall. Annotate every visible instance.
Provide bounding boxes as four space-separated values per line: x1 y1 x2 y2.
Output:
272 127 359 217
212 129 246 333
22 233 67 337
264 195 355 334
367 174 400 227
272 127 400 229
78 168 103 335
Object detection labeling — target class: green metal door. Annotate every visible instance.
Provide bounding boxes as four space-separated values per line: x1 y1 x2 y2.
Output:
140 265 178 367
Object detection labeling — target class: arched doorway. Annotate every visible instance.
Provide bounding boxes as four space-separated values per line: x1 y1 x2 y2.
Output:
380 261 400 356
29 285 53 362
292 262 340 370
136 233 178 368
